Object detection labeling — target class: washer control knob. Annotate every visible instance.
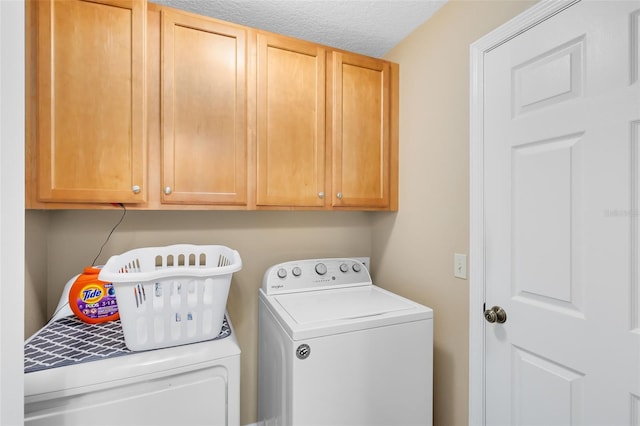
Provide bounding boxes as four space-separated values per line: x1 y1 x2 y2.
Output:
339 263 349 273
352 262 362 273
292 266 302 277
277 268 287 279
315 263 327 275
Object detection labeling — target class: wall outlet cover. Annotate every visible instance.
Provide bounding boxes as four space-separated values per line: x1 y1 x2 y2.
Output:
454 253 467 279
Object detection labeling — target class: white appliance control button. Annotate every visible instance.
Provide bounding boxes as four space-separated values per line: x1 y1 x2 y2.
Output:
292 266 302 277
352 263 362 273
339 263 349 273
277 268 287 279
315 263 327 275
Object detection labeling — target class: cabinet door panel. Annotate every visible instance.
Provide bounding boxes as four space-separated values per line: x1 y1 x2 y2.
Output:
331 52 391 208
161 10 247 205
37 0 146 203
256 33 325 207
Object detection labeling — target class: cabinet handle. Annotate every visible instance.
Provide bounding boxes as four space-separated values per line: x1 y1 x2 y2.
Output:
131 185 141 194
336 192 343 199
318 192 324 199
164 186 172 195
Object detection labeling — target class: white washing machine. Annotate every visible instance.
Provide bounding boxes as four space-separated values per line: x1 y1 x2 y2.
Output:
258 258 433 426
24 280 241 426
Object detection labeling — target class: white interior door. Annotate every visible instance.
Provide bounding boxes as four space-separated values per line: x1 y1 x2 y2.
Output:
473 1 640 424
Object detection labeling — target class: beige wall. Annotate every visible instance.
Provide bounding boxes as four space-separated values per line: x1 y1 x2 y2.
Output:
25 210 372 425
375 1 535 425
25 211 49 337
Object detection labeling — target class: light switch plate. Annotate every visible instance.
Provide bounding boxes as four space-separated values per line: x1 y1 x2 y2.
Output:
454 253 467 279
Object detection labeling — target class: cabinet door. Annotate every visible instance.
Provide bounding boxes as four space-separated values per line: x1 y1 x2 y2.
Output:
256 33 326 207
330 52 394 209
161 10 247 205
37 0 146 203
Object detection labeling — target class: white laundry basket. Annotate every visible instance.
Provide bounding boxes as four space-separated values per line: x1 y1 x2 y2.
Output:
98 244 242 351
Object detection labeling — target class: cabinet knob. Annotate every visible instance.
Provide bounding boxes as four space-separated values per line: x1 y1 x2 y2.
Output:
318 192 324 199
164 186 172 195
336 192 343 199
131 185 141 194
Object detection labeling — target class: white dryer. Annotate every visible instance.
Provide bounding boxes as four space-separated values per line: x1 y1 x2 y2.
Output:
258 258 433 426
24 283 240 426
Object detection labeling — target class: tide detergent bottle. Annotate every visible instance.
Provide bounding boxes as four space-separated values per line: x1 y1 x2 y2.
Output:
68 266 119 324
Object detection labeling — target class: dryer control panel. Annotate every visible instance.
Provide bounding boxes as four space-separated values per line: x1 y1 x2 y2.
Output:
262 258 372 295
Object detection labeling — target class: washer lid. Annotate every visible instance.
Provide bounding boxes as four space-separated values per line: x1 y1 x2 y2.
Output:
276 285 414 324
268 285 433 340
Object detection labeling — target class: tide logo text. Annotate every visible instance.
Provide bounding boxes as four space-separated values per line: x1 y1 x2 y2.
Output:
81 285 104 304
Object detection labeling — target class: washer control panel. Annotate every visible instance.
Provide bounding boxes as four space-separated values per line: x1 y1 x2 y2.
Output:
262 258 371 295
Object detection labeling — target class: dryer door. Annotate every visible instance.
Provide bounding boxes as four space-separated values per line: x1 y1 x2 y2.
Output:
25 365 231 426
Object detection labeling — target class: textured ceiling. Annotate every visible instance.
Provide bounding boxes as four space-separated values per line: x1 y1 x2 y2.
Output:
152 0 447 58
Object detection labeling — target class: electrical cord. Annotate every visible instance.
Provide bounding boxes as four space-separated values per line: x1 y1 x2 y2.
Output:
91 203 127 266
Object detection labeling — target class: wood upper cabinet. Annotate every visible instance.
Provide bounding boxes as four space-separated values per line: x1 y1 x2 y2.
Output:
256 33 326 207
35 0 146 203
28 1 398 210
160 9 247 205
329 51 398 210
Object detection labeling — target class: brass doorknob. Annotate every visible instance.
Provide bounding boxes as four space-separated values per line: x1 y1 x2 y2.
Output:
484 305 507 324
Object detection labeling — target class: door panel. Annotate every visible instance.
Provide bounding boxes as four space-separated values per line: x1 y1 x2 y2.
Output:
331 52 390 208
161 10 247 205
634 120 640 333
256 33 325 207
484 1 640 424
511 37 583 117
37 0 146 203
511 346 584 426
634 11 640 85
512 137 575 302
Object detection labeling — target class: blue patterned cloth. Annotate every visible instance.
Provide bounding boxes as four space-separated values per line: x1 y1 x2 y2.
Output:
24 315 231 373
